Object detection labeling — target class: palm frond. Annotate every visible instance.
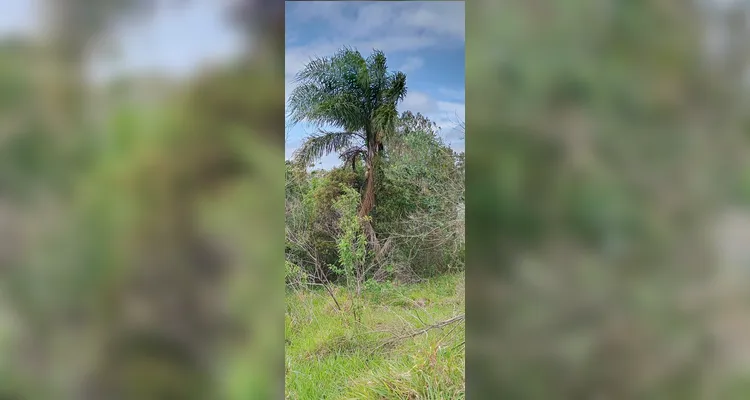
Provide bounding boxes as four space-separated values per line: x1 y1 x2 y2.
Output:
287 49 372 132
339 145 366 162
287 46 409 161
372 103 399 140
385 72 408 103
367 49 388 96
287 83 364 130
339 145 366 171
293 130 358 167
372 69 407 138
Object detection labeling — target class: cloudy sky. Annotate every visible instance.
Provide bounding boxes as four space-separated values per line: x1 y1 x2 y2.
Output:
285 1 465 169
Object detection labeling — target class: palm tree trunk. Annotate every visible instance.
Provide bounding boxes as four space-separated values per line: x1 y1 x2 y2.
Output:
359 143 377 218
360 166 376 218
359 144 381 254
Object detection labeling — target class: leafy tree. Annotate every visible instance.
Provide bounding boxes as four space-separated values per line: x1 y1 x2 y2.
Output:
378 116 464 278
285 163 363 282
395 110 440 137
332 185 369 297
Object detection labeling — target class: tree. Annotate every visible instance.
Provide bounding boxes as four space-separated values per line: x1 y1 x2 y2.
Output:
378 117 464 278
395 110 440 137
287 47 408 248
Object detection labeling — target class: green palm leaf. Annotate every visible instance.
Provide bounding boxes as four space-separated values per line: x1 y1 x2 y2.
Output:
293 131 355 167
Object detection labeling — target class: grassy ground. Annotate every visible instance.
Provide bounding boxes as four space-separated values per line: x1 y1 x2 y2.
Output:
285 273 465 399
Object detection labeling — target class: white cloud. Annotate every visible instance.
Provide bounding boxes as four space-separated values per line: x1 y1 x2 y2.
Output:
287 1 464 43
394 4 465 40
437 101 465 121
437 87 465 101
400 91 435 113
399 57 424 73
400 91 464 120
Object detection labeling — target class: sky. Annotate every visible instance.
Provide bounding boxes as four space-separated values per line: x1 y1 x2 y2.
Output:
285 1 465 169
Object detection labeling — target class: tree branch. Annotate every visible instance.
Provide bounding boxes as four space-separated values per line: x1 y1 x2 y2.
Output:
374 314 465 353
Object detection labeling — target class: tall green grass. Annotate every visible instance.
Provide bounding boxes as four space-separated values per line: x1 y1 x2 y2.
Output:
286 273 465 399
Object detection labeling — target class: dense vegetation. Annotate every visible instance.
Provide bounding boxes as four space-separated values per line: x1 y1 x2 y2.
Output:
285 48 465 398
468 1 750 398
285 110 465 284
0 1 286 398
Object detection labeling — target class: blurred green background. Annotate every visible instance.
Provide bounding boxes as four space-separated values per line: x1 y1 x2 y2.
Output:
0 0 283 398
7 0 750 398
468 0 750 398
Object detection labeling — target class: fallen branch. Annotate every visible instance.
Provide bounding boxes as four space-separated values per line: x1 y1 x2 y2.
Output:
373 314 465 354
392 314 465 341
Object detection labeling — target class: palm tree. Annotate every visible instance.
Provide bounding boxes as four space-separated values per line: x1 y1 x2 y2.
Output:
287 47 407 231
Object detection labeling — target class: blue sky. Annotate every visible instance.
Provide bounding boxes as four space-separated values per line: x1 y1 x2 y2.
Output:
285 1 465 169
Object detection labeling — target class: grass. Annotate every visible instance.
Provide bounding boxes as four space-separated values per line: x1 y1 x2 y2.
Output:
285 273 465 399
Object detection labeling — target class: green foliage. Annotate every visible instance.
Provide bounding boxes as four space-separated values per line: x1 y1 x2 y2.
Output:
0 50 286 398
0 37 33 112
286 110 465 282
0 2 293 397
466 0 750 398
395 110 440 137
375 114 465 276
288 47 407 134
330 185 368 285
286 164 365 282
311 168 359 216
